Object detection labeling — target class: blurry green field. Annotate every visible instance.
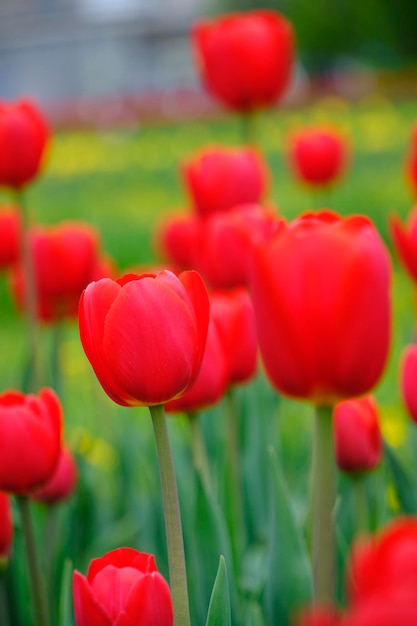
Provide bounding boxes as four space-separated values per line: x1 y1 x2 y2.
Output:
2 94 417 625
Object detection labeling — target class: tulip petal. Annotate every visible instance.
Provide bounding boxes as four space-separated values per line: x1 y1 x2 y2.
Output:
88 549 157 583
73 571 112 626
116 572 173 626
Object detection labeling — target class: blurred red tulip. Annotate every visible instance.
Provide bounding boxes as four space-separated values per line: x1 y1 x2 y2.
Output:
295 606 340 626
405 124 417 198
165 314 229 413
389 206 417 283
182 146 269 216
12 221 106 321
0 388 62 494
79 270 209 407
0 206 20 270
210 287 258 385
251 211 391 405
400 344 417 423
193 10 294 112
287 127 349 188
333 396 382 473
0 99 50 189
0 491 13 565
32 445 77 505
157 213 201 271
73 548 173 626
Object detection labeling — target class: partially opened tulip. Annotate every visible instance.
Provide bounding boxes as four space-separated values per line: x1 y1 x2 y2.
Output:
389 206 417 283
182 146 269 216
287 126 349 189
0 492 13 567
73 548 173 626
193 10 294 113
0 206 20 270
0 99 50 189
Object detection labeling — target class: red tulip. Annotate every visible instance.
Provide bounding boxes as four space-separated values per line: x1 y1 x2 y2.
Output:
32 446 77 504
287 127 349 188
210 287 258 385
295 606 340 626
400 344 417 423
73 548 173 626
0 206 20 269
0 491 13 565
12 221 104 321
405 124 417 198
389 206 417 283
193 10 294 112
0 388 62 494
165 312 229 414
333 396 382 473
157 213 201 271
182 146 269 217
194 204 280 290
79 270 209 407
0 99 50 189
250 211 391 405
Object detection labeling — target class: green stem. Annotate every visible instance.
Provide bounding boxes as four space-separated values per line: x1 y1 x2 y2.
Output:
50 319 64 395
16 497 50 626
187 411 212 494
149 404 190 626
15 190 42 392
351 474 369 535
0 571 11 626
241 111 256 146
311 404 336 604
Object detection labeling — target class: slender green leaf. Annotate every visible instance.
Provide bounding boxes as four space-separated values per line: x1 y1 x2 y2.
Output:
205 556 231 626
384 441 417 514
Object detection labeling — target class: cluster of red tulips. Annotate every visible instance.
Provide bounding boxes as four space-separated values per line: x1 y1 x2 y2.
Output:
1 8 417 626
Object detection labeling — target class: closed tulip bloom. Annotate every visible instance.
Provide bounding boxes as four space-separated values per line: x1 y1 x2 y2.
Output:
182 146 269 217
32 445 77 505
73 548 173 626
0 491 13 566
251 211 391 405
0 388 62 494
157 213 201 271
389 206 417 283
210 287 258 385
0 99 50 188
12 221 104 321
193 10 294 112
79 270 209 407
0 206 20 269
400 344 417 423
333 396 382 473
287 127 349 188
166 314 229 414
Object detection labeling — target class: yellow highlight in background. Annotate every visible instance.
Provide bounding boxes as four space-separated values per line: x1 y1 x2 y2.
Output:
380 406 407 448
70 425 119 471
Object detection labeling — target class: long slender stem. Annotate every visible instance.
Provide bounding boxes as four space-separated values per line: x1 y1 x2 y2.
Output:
241 111 256 146
15 190 42 392
188 411 212 494
149 404 190 626
311 404 336 604
16 496 50 626
351 475 369 535
50 319 63 395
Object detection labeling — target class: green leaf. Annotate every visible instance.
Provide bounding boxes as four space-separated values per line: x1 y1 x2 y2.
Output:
384 441 417 513
58 558 74 626
264 447 313 626
205 555 231 626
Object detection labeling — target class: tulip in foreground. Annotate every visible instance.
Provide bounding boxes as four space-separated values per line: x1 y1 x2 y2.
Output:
79 270 209 407
73 548 173 626
193 10 294 113
0 98 50 189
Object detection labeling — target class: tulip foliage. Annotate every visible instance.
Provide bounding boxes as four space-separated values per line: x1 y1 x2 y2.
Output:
1 9 417 626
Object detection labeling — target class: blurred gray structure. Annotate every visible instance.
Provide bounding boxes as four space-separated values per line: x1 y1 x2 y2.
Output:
0 0 210 110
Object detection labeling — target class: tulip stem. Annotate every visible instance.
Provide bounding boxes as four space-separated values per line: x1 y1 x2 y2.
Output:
188 411 212 493
0 571 10 626
15 190 42 392
149 404 191 626
311 404 336 604
351 475 369 534
241 111 256 146
16 496 50 626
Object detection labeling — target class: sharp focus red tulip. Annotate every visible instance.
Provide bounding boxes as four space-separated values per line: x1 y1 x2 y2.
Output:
182 146 269 217
210 287 258 385
0 99 50 189
12 221 106 321
166 310 229 414
193 10 294 112
389 206 417 283
79 270 209 407
250 211 391 406
400 344 417 423
287 127 349 188
333 396 382 473
73 548 173 626
32 445 77 504
0 388 62 494
0 206 20 269
0 491 13 565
